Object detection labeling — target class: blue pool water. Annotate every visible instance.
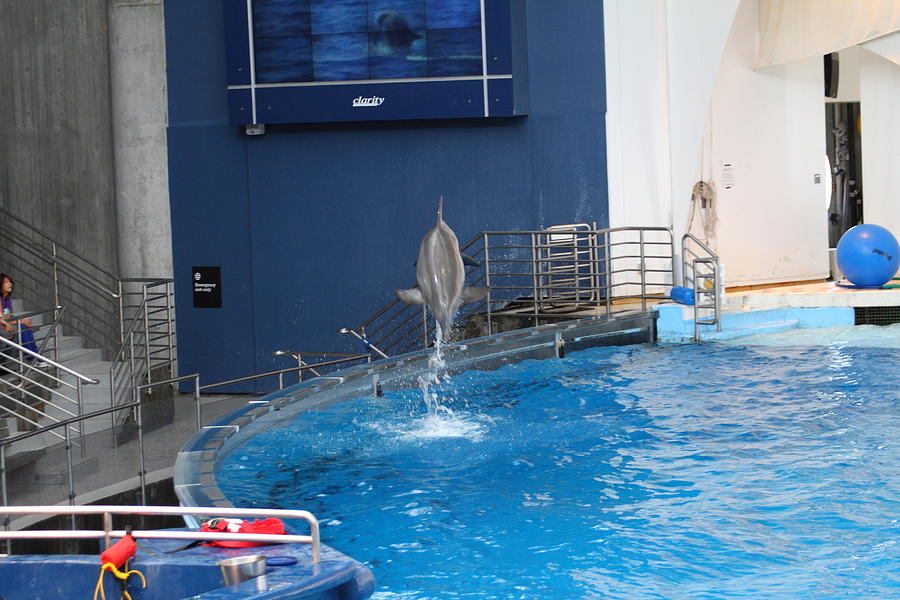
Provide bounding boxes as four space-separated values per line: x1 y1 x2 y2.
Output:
219 338 899 599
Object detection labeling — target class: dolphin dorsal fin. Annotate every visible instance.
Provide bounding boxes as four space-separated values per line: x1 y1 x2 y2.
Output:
437 195 444 224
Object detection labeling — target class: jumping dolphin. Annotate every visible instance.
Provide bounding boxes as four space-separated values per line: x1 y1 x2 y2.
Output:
373 10 422 55
395 198 488 334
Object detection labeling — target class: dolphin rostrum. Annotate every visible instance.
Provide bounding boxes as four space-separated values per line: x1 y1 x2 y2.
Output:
395 197 487 334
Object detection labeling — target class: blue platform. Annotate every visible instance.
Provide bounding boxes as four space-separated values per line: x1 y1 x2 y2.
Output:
0 534 374 600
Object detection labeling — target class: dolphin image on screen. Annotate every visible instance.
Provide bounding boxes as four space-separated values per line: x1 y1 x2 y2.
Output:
373 10 422 56
395 197 488 335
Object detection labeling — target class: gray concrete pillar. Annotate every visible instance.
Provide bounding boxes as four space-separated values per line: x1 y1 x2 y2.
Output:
108 0 173 279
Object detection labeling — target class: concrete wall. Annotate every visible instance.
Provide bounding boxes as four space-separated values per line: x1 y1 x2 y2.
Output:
109 0 173 279
0 0 119 275
165 0 609 389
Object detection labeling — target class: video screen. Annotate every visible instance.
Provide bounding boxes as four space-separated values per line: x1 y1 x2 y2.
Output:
252 0 483 83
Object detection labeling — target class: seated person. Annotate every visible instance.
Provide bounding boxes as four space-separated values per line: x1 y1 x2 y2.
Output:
1 273 43 365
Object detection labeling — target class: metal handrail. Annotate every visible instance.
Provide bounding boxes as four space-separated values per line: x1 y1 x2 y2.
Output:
0 334 99 385
200 354 371 392
1 374 200 514
0 505 320 562
3 305 64 364
0 209 121 283
109 279 176 435
0 335 97 436
681 233 722 340
343 225 675 356
3 227 121 299
0 333 100 448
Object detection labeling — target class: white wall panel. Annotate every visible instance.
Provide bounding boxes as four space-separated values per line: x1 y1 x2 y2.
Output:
859 49 900 239
709 0 829 285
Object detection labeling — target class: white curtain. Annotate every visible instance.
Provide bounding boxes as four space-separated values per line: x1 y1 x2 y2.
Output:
757 0 900 68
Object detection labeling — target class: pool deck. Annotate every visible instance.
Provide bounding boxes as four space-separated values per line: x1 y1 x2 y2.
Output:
657 279 900 342
723 279 900 309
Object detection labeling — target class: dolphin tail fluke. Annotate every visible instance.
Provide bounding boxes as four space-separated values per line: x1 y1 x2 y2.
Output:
461 286 488 303
395 287 425 305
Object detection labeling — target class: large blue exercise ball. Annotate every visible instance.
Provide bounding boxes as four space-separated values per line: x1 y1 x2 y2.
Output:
836 224 900 287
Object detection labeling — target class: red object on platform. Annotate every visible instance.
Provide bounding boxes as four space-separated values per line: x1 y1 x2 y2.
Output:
101 535 137 568
200 517 286 548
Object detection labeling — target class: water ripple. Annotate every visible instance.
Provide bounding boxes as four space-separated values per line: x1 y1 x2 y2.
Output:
220 341 900 599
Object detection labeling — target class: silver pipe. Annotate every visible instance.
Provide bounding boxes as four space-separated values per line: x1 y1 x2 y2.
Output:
143 285 152 381
484 233 492 335
118 280 125 346
137 395 146 505
77 379 85 459
639 228 647 311
1 445 8 554
530 232 540 320
53 306 61 364
336 329 389 359
65 426 76 513
103 512 113 550
715 262 723 332
604 231 611 318
52 241 60 308
129 330 135 394
194 375 201 431
692 261 700 341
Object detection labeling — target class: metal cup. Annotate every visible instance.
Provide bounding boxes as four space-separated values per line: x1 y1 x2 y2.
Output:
218 554 267 587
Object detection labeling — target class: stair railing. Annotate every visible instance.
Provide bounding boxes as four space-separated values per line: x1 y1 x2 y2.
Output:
681 233 722 340
6 306 65 366
200 353 371 394
0 208 176 439
340 225 675 357
0 208 124 356
1 373 199 524
109 280 176 436
0 335 99 449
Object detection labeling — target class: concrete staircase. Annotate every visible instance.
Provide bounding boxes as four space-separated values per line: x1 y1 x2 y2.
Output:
1 298 115 458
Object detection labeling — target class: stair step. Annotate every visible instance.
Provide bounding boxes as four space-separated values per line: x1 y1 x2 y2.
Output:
57 334 85 353
57 347 103 370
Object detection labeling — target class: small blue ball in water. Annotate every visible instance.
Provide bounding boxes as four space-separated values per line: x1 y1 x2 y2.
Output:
836 224 900 287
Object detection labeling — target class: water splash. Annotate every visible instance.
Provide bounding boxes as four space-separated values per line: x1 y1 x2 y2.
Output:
417 322 449 416
407 321 488 439
396 411 486 441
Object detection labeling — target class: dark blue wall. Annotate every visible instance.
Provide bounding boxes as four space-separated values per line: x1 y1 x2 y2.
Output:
165 0 607 390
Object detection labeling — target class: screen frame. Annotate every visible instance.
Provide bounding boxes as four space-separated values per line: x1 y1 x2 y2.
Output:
224 0 528 125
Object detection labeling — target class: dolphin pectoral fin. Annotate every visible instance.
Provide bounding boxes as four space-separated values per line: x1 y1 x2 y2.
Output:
461 253 481 267
461 286 488 303
395 287 425 305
